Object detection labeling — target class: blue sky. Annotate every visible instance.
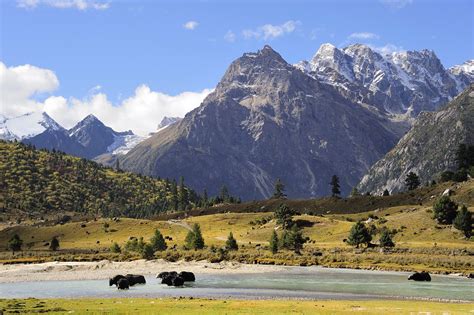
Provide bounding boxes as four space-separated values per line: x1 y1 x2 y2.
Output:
0 0 473 134
2 0 473 98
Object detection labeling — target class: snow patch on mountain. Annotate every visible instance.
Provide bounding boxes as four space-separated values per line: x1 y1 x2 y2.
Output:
107 133 148 155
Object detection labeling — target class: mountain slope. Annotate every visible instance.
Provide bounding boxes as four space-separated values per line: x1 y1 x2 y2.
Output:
358 85 474 194
296 44 467 116
121 45 400 200
0 140 197 218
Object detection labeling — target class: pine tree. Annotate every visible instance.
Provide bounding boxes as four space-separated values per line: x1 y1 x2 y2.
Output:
453 205 472 238
115 159 120 171
202 189 208 207
171 179 178 211
220 185 230 203
50 236 60 251
274 203 295 229
272 178 286 199
141 243 155 260
178 176 188 211
405 172 421 191
185 223 205 250
347 221 372 248
150 229 167 251
382 189 390 196
379 229 395 248
433 196 458 224
330 175 341 197
8 234 23 253
269 230 279 254
289 225 305 254
279 229 292 249
225 232 238 251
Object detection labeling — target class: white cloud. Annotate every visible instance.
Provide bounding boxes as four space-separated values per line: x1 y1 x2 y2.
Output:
348 32 380 40
243 20 300 40
380 0 413 9
0 62 212 136
17 0 110 10
224 30 236 43
183 21 199 30
373 43 405 54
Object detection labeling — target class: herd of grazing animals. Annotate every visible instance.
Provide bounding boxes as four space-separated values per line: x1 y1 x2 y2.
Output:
109 271 196 289
109 270 432 290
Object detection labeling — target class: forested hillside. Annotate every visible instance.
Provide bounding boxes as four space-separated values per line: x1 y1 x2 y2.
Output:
0 140 202 218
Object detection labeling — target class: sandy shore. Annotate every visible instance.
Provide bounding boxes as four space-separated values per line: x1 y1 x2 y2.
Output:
0 260 288 283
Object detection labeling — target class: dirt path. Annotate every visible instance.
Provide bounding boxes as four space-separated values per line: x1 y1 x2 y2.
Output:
167 219 192 231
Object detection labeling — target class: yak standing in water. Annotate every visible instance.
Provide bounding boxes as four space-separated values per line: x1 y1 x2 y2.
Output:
156 271 195 287
109 274 146 288
117 278 130 290
408 272 431 281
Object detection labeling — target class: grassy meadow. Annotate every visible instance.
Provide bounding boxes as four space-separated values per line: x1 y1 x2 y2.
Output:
1 179 472 273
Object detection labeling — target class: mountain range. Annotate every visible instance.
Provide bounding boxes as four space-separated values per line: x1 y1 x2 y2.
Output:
0 113 180 160
1 43 472 200
119 44 473 200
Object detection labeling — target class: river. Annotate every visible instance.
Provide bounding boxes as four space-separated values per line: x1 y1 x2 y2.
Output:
1 267 472 301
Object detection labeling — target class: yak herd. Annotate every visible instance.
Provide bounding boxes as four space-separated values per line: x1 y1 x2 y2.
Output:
109 271 196 289
109 270 432 290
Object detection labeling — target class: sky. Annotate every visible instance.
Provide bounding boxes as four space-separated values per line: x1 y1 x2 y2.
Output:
1 0 473 135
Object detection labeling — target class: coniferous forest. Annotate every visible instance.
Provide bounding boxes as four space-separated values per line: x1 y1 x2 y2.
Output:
0 140 210 218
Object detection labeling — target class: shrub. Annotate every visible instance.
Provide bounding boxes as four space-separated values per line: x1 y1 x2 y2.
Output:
110 242 121 253
453 205 473 238
379 230 395 248
8 234 23 252
49 237 60 251
433 196 458 224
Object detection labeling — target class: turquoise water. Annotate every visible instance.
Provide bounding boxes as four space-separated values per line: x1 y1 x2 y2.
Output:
0 267 472 301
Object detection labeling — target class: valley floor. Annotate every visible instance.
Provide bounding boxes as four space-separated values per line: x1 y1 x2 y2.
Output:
1 298 473 314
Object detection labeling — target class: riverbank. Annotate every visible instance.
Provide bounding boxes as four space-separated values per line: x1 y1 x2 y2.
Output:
1 298 473 314
0 259 289 283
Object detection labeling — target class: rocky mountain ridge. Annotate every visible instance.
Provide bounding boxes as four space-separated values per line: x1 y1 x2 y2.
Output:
358 85 474 194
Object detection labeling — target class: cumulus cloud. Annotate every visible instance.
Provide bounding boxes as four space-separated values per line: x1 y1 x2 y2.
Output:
0 61 212 136
243 20 300 40
348 32 380 40
380 0 413 9
224 30 236 43
17 0 110 10
183 21 199 30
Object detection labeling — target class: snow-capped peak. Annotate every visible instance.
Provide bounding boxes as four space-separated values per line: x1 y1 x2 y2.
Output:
450 60 474 77
0 112 63 140
296 43 472 116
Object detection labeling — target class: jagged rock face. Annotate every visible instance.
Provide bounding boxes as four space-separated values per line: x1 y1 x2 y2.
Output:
296 44 468 116
68 114 134 159
121 46 400 200
157 116 182 130
450 60 474 88
358 85 474 195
